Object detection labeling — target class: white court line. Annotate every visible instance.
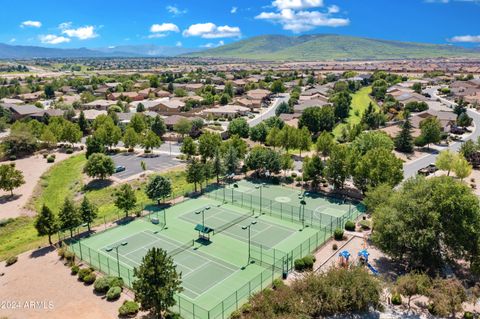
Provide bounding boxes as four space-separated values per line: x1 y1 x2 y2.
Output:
99 231 153 252
189 262 244 300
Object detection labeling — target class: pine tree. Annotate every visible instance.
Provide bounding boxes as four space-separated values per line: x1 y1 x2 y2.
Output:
395 116 414 153
58 198 81 238
35 204 59 245
78 110 88 134
79 197 98 232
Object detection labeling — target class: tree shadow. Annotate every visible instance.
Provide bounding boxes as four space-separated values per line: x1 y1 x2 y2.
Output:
29 245 55 259
417 147 439 155
83 179 114 191
0 194 21 204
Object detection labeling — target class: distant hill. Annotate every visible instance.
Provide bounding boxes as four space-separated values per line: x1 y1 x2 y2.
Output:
0 43 200 59
94 45 200 57
184 34 480 61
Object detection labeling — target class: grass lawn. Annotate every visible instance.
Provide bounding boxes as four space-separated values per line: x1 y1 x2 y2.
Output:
0 154 196 261
333 86 379 138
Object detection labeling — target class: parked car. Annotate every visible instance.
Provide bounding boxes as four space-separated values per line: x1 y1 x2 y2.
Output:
115 165 126 173
418 164 437 176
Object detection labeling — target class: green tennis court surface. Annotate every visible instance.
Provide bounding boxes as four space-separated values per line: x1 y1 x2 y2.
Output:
69 181 361 319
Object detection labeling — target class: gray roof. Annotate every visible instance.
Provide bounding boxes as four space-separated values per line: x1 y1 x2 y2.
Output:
2 103 43 115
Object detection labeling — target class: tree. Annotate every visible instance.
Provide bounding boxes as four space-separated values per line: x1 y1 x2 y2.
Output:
303 155 323 187
94 118 122 149
352 148 403 193
428 279 467 318
315 131 335 158
265 126 282 149
34 204 59 245
180 136 196 159
141 130 162 152
40 127 57 149
453 155 472 180
122 127 140 150
85 135 105 159
186 158 204 192
151 115 166 137
245 146 281 176
146 175 172 204
58 197 81 238
415 117 441 149
44 83 55 99
249 123 268 142
395 273 431 310
412 82 422 94
129 113 147 134
212 149 224 183
114 184 137 218
223 145 239 175
136 103 145 113
361 102 384 130
435 150 457 176
325 144 351 189
270 79 285 94
280 153 294 177
78 110 89 134
297 127 312 157
0 163 25 196
278 125 299 153
457 112 473 128
133 247 182 319
198 131 222 162
394 116 414 153
79 196 98 232
351 131 394 156
299 106 336 135
370 176 480 273
227 118 249 138
84 153 115 180
61 121 82 146
275 101 293 116
173 118 192 138
329 91 352 121
1 131 37 157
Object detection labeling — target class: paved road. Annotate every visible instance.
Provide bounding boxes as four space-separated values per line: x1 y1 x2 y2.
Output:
111 152 183 180
248 93 290 127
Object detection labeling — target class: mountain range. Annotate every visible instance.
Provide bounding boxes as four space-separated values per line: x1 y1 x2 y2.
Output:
1 34 479 61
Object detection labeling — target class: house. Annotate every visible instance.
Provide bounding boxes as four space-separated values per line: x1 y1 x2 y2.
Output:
294 99 329 114
150 98 185 114
76 109 107 121
0 98 23 105
203 105 249 118
396 92 428 105
155 90 171 98
1 103 43 120
245 89 271 108
16 91 43 102
164 115 188 130
107 92 143 102
410 110 457 132
83 99 117 110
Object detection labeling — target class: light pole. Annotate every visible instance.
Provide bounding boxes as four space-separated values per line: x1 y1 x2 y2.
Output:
106 241 128 277
298 193 307 230
231 183 238 203
242 220 257 266
195 206 211 230
255 183 266 214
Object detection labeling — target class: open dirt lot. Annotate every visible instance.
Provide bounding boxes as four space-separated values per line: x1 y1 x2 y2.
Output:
0 248 132 319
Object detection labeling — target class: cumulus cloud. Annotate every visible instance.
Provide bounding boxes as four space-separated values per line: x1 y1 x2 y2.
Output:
231 7 238 13
256 8 349 32
183 23 241 38
150 23 180 33
60 24 98 40
201 40 225 48
39 34 71 44
166 5 187 16
176 41 183 47
449 35 480 43
272 0 323 10
21 20 42 28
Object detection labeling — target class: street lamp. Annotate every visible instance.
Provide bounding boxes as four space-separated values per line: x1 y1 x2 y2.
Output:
255 183 266 214
298 193 307 230
105 241 128 277
195 206 211 230
242 220 257 267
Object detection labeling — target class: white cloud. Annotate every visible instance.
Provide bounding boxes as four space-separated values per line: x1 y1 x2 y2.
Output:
9 38 16 43
150 23 180 33
176 41 183 47
183 23 241 38
60 24 98 40
256 8 349 32
20 20 42 28
166 5 187 16
147 33 167 39
272 0 323 10
231 6 238 13
201 40 225 48
39 34 71 44
328 5 339 13
449 35 480 43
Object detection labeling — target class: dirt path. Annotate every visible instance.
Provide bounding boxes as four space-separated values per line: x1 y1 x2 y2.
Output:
0 151 74 219
0 247 131 319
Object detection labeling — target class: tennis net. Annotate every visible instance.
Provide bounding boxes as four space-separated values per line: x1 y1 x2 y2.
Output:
214 211 255 235
170 240 195 257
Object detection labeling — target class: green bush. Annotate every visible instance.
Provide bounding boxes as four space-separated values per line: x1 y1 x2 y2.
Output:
107 286 122 301
57 247 67 258
94 277 110 294
332 243 338 250
51 154 56 159
43 153 48 159
77 268 92 282
66 148 74 154
83 273 97 285
344 220 356 231
359 220 371 230
47 156 55 163
5 256 18 266
464 311 474 319
272 278 284 290
334 228 344 240
294 258 305 271
71 264 80 275
229 310 242 319
302 255 315 271
64 250 75 262
391 293 402 305
9 155 16 161
107 276 124 289
118 300 139 317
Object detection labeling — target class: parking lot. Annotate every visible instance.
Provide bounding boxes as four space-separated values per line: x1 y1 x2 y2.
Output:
110 152 183 180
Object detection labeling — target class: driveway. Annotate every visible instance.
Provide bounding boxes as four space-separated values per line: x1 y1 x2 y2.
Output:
110 152 183 180
248 93 290 127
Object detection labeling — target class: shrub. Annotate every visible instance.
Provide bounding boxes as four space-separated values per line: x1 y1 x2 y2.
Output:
118 300 139 317
295 176 302 182
291 172 297 178
294 258 305 272
71 264 80 275
464 312 474 319
272 278 284 290
230 310 242 319
94 277 110 294
43 153 48 159
302 255 315 271
57 247 67 258
344 220 356 231
5 256 18 266
47 156 55 163
83 273 97 285
51 154 56 159
334 228 344 240
391 293 402 305
106 286 122 301
66 148 74 154
107 276 124 289
77 268 92 282
332 243 338 250
64 250 75 262
9 155 16 161
359 220 371 230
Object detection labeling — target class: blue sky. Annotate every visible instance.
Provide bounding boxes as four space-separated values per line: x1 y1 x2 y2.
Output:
0 0 478 49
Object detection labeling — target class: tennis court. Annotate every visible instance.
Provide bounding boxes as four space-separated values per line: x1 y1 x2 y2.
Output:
179 204 297 249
